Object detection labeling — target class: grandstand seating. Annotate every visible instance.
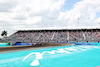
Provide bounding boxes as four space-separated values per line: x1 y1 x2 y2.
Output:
8 30 100 42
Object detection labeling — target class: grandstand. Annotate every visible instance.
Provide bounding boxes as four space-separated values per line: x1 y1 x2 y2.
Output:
6 27 100 44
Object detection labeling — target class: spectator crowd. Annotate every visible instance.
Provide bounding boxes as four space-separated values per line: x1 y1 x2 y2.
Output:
9 30 100 42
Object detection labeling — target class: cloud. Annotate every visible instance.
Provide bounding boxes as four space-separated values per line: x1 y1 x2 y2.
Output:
0 0 17 12
0 0 66 36
13 15 27 20
58 0 100 27
0 0 100 36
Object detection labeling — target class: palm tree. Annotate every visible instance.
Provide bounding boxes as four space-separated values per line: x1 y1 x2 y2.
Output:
1 30 7 38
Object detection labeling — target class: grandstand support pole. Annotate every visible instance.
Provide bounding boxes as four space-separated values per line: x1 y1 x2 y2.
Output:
42 30 43 42
67 32 69 42
57 30 58 42
76 30 78 42
28 30 29 43
51 30 53 41
62 30 63 42
43 30 44 42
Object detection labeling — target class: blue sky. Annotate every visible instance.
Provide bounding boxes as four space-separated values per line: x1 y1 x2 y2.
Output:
62 0 82 11
96 12 100 18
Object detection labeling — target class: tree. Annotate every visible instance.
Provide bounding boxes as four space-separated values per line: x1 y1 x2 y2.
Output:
1 30 7 37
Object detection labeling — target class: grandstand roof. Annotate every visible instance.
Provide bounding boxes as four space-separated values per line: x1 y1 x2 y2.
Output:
15 26 100 31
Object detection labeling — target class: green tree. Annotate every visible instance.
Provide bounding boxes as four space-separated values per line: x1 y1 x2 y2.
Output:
1 30 7 37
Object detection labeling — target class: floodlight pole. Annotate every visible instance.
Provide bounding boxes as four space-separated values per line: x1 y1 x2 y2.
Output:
78 18 79 27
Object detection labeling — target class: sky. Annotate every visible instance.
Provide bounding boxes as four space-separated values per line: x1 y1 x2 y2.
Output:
0 0 100 36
